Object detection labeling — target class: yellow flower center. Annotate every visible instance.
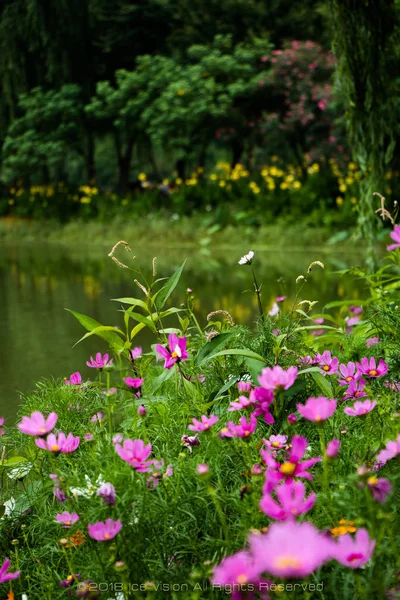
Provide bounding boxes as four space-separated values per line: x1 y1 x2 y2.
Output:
367 476 378 486
67 575 73 581
221 427 229 434
322 365 330 371
280 462 296 475
51 445 59 452
236 574 248 585
104 533 110 539
39 427 46 433
315 415 322 422
272 441 280 448
368 370 377 376
65 521 71 526
274 555 302 569
346 376 352 382
171 351 179 358
244 430 250 436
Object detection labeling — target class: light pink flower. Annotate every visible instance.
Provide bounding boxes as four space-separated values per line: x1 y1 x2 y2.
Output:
249 521 333 578
86 353 113 369
18 411 58 436
88 518 122 541
366 337 379 348
188 414 219 432
338 362 360 386
35 432 80 453
387 224 400 251
212 550 261 592
115 439 153 472
260 481 316 520
344 399 376 416
56 511 80 528
258 365 298 392
237 381 252 393
196 463 209 476
263 434 288 451
376 437 400 466
90 412 103 423
130 347 142 360
155 334 188 369
228 395 255 411
316 351 339 375
326 439 340 458
297 397 337 422
268 302 280 317
343 378 368 401
356 357 388 378
332 529 375 568
276 296 287 302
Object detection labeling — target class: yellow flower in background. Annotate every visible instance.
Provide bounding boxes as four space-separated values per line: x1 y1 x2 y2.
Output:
186 178 198 186
138 173 147 182
209 174 217 181
162 178 169 185
177 89 185 96
339 184 347 192
351 197 357 204
176 178 183 185
330 519 356 537
336 196 343 205
348 162 357 170
280 182 288 190
293 181 301 190
219 180 226 187
80 196 91 204
345 177 354 185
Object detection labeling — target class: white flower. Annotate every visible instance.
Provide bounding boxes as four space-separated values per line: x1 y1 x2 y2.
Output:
238 250 254 265
268 302 280 317
70 475 105 498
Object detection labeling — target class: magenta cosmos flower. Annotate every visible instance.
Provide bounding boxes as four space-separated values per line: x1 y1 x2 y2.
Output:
65 371 82 386
130 347 142 360
250 387 274 424
316 351 339 375
261 435 321 487
343 378 368 401
155 334 188 369
237 381 252 393
356 357 388 378
219 414 257 438
212 550 261 594
56 511 80 528
387 224 400 251
344 399 376 416
88 518 122 541
338 362 360 386
188 414 219 432
332 529 375 568
86 353 113 369
123 377 144 389
249 521 333 578
258 365 298 392
18 411 58 436
115 438 154 471
0 558 21 584
260 481 316 521
0 417 4 436
35 432 80 453
228 395 255 411
297 397 337 422
326 439 340 458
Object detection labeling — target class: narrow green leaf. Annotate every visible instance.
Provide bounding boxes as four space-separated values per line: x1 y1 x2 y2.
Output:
112 297 148 311
195 332 236 366
153 260 186 309
311 372 334 398
66 309 125 349
202 348 266 364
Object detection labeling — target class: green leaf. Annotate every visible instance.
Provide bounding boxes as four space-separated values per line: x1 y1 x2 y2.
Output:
311 372 334 398
213 376 239 400
246 358 263 384
202 348 266 364
74 325 125 349
112 297 148 311
149 368 175 394
66 310 125 349
195 332 237 366
153 260 186 309
125 311 157 332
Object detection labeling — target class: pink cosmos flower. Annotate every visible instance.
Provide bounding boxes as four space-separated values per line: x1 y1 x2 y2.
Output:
123 377 144 389
188 414 219 432
343 378 368 401
287 413 297 424
260 481 316 521
258 365 298 392
366 476 391 503
268 302 280 317
137 405 147 416
88 518 122 541
112 434 123 444
219 414 257 438
316 351 339 375
366 337 379 348
347 316 360 327
115 438 154 472
297 397 337 422
130 347 142 360
276 296 287 302
263 434 287 451
97 483 116 505
384 379 400 391
251 387 274 424
387 224 400 251
299 355 313 366
155 334 188 369
326 439 340 458
228 395 255 411
375 436 400 466
212 550 261 596
260 435 321 486
196 463 209 476
314 318 324 325
0 558 21 584
90 412 103 423
54 487 67 503
18 411 58 436
356 357 388 378
84 433 94 442
0 417 4 436
344 399 377 416
237 381 252 393
65 371 82 386
350 306 363 315
56 511 80 528
35 432 80 453
86 353 113 369
332 529 375 568
249 521 333 578
338 362 360 386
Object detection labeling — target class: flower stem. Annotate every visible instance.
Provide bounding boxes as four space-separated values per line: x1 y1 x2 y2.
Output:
318 425 329 492
251 266 264 322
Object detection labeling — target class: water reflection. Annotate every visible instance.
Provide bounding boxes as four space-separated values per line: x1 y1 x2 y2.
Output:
0 243 366 419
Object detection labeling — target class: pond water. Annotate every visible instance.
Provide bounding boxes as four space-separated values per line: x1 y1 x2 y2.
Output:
0 242 367 421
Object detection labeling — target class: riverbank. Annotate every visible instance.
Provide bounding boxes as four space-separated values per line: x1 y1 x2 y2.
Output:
0 215 366 250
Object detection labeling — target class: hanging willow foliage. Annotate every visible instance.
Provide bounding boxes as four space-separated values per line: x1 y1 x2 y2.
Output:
329 0 398 268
